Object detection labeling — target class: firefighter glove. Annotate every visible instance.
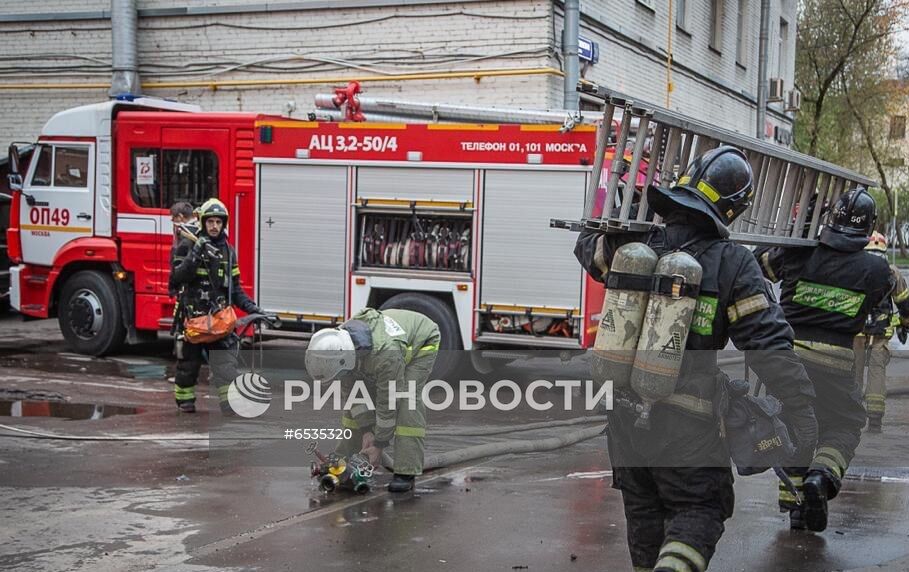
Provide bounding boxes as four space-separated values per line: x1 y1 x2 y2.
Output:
192 236 211 258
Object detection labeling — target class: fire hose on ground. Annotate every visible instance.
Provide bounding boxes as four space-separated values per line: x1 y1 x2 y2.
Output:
381 423 606 472
0 418 608 475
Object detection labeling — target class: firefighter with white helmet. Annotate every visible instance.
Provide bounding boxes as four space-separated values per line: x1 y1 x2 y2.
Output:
305 329 357 380
575 146 818 571
856 231 909 433
306 307 440 493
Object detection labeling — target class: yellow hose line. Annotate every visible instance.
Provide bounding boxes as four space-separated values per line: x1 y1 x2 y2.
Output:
0 67 564 91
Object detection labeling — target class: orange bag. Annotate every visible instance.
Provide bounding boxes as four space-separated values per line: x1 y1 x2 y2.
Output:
183 306 237 344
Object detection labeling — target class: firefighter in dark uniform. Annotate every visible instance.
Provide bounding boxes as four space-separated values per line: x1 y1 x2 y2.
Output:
170 198 263 413
575 146 818 572
756 188 893 531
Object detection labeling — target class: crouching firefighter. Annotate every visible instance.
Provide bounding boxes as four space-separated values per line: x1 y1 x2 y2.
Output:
305 308 441 493
855 231 909 434
170 198 264 413
756 189 893 531
576 146 818 571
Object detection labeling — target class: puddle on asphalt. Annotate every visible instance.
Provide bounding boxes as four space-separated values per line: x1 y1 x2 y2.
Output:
0 351 173 381
0 400 139 420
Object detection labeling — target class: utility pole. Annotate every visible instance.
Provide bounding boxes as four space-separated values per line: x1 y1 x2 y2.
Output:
666 0 674 107
756 0 770 139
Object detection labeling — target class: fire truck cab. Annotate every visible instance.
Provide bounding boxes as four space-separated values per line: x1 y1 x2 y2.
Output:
8 97 259 354
8 98 603 374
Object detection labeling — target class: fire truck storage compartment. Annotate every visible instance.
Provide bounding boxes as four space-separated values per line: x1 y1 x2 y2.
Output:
357 213 471 272
257 163 347 319
479 169 586 341
354 166 474 273
355 166 473 204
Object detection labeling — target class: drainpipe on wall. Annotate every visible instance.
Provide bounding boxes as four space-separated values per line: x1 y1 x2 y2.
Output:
756 0 770 139
562 0 580 110
110 0 139 97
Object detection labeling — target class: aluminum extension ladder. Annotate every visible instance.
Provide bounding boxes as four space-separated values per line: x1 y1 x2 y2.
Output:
553 83 878 247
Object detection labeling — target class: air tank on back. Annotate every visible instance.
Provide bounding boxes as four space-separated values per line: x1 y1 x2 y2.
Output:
630 251 703 429
591 242 659 394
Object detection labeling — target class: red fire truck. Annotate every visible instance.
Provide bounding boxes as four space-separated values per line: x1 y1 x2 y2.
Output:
7 96 609 374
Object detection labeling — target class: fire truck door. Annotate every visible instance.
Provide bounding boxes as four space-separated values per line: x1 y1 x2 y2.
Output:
19 142 96 267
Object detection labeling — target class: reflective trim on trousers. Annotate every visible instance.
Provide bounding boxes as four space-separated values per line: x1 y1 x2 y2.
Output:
658 541 707 572
395 425 426 438
813 447 847 479
653 554 693 572
865 394 886 415
174 386 195 401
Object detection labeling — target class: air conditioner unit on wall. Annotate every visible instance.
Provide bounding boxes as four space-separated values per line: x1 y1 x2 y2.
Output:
785 90 801 112
769 78 784 102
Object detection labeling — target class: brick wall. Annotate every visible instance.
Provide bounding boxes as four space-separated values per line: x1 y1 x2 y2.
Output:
567 0 797 136
0 0 554 146
0 0 799 147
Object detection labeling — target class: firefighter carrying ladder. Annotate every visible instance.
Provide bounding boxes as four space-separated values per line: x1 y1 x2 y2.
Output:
552 83 879 247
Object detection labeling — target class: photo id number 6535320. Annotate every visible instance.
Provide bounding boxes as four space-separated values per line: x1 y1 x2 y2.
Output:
284 428 353 440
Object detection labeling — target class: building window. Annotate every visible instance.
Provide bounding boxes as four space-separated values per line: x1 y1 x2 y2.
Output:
778 18 790 78
676 0 688 31
736 0 747 66
891 116 907 140
131 148 219 209
636 0 656 11
710 0 724 53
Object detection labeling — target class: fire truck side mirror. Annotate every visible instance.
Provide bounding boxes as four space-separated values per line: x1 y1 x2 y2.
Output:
7 143 23 192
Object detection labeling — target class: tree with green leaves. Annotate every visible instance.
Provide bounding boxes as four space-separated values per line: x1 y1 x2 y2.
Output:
794 0 909 254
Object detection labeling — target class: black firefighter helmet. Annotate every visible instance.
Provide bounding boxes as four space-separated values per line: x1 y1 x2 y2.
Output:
647 146 754 238
827 187 876 237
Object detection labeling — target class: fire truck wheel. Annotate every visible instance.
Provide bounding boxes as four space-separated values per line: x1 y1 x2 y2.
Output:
58 270 126 356
380 292 462 379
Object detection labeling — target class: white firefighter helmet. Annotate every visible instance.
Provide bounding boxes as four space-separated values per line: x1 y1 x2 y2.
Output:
305 328 356 381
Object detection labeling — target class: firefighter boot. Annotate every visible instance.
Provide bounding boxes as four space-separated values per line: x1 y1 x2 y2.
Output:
789 507 806 530
388 474 415 493
178 401 196 413
802 471 830 532
867 415 883 434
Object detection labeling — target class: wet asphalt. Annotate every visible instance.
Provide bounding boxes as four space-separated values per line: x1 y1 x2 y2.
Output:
2 315 909 571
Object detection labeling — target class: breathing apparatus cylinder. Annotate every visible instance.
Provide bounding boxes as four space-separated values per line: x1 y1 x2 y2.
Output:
630 251 703 429
591 242 659 390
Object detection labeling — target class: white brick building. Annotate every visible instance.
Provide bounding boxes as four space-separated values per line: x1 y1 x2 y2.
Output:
0 0 797 147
